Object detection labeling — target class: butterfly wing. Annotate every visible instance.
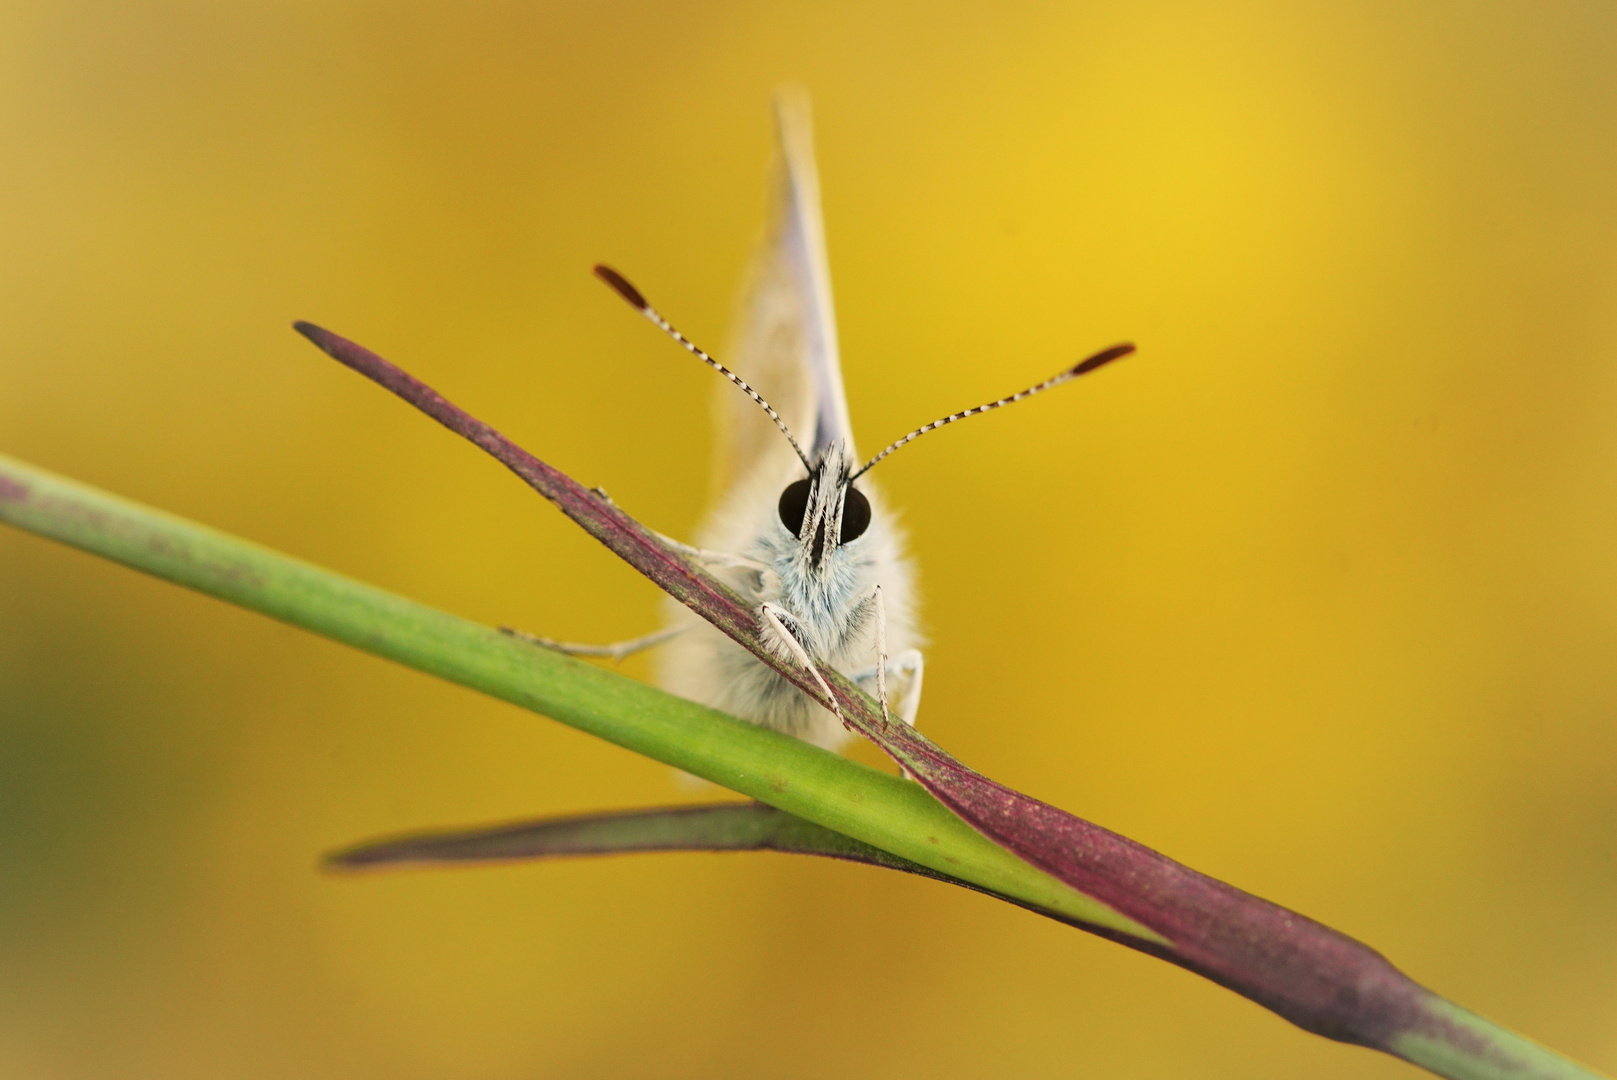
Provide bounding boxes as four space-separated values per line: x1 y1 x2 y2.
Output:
657 90 921 753
711 86 855 495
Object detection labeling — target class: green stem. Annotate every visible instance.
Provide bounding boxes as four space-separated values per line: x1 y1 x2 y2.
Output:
0 453 1133 935
0 452 1603 1080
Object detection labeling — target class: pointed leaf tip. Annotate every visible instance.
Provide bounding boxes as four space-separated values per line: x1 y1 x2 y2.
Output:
292 321 333 351
593 264 650 311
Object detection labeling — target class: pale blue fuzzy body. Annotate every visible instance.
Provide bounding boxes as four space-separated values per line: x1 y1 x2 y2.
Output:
655 440 918 751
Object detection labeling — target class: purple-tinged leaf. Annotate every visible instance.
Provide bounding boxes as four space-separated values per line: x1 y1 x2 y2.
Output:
327 802 932 876
328 802 1111 922
294 323 1603 1080
326 802 1308 941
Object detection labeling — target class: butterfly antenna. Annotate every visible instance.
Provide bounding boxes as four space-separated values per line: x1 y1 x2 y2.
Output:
594 264 814 472
849 342 1136 480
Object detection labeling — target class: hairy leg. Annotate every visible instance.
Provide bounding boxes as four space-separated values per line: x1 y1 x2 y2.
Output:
500 624 684 662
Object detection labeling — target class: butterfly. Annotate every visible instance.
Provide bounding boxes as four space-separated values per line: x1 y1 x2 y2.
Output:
518 89 1133 752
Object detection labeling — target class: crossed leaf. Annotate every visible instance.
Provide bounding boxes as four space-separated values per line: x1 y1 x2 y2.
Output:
0 325 1600 1080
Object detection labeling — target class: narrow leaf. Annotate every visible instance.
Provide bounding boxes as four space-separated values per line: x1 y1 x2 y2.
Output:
327 802 934 875
287 323 1604 1080
325 801 1285 939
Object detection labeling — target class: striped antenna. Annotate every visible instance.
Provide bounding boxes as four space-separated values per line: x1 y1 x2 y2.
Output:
849 343 1136 480
594 265 813 472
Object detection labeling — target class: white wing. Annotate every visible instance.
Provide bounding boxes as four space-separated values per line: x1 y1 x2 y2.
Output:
657 90 920 754
711 86 854 495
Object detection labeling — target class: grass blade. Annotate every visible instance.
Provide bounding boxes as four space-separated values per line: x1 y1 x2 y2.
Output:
0 326 1601 1080
326 802 936 876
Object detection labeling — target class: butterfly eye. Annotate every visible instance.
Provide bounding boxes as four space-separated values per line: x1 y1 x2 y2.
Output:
778 478 812 536
839 487 871 543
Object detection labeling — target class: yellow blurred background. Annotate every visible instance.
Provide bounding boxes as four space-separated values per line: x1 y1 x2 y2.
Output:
2 2 1614 1076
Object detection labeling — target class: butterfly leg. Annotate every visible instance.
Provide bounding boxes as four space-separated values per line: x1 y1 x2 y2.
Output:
843 586 924 727
500 624 684 662
654 533 773 575
873 585 891 725
654 533 782 594
848 652 924 724
759 603 849 730
885 649 924 726
853 587 924 779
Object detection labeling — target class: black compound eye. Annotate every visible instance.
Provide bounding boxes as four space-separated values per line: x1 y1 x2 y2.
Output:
778 478 812 536
839 486 871 543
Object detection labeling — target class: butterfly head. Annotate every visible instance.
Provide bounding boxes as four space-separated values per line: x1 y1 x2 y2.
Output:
776 440 871 571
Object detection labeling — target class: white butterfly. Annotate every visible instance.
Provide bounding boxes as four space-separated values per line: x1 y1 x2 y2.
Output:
527 89 1132 753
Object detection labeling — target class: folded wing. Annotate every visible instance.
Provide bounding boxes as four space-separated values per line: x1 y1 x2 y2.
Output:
714 86 855 494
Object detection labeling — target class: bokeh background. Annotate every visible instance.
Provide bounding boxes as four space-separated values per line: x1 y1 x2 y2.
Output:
2 2 1615 1077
